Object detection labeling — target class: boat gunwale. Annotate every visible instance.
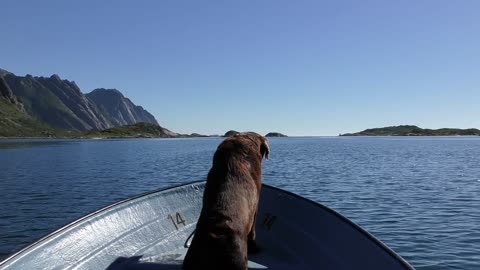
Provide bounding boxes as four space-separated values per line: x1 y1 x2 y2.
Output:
0 181 201 267
263 184 414 270
0 180 414 269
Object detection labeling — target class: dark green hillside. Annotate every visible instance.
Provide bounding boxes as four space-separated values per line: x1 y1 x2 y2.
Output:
83 122 179 138
0 98 74 137
223 130 240 137
0 75 72 137
3 74 90 130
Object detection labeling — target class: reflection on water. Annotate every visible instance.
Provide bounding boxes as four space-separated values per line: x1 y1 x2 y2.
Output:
0 139 70 149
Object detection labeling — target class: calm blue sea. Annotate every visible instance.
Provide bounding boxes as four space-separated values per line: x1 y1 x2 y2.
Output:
0 137 479 269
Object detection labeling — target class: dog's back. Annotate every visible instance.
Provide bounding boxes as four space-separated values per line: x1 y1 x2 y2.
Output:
183 133 269 270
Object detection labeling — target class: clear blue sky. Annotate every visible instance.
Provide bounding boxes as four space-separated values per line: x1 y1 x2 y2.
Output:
2 1 479 136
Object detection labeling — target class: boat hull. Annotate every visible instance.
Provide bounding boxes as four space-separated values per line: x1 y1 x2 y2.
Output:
0 181 413 269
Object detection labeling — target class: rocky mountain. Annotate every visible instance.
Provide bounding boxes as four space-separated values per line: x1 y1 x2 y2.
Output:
1 69 159 131
0 76 66 137
86 88 158 127
0 76 23 110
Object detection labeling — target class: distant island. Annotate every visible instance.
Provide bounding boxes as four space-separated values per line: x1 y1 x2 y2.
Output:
340 125 480 136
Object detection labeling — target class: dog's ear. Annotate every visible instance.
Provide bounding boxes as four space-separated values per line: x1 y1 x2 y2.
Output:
260 138 270 160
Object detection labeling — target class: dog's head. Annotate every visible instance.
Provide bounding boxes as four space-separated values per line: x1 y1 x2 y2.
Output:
234 132 270 160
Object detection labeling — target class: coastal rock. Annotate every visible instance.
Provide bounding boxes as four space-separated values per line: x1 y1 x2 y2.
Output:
0 76 24 111
265 132 287 137
0 76 16 102
223 130 240 137
0 68 13 77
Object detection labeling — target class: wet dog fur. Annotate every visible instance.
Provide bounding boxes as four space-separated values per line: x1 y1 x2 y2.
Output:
182 132 270 270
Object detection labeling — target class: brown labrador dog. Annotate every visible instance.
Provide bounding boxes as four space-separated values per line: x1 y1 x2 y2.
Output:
182 132 270 270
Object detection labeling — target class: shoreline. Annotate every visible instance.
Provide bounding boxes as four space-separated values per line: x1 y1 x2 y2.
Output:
2 135 480 140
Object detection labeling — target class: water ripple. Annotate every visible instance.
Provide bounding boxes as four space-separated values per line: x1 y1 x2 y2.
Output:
0 137 479 269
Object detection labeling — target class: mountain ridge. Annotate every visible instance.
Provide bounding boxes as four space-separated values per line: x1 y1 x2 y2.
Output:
1 68 159 132
86 88 158 127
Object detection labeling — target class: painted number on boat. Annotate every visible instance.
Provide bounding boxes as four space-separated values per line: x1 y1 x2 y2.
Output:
168 212 186 230
261 213 277 230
